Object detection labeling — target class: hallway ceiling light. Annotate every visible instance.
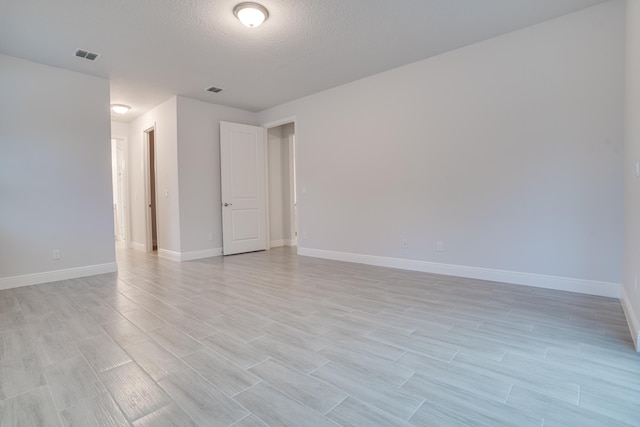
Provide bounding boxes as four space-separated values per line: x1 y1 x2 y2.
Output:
233 2 268 28
111 104 131 114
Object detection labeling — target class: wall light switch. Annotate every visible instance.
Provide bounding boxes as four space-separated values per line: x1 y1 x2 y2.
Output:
165 189 169 197
635 161 640 178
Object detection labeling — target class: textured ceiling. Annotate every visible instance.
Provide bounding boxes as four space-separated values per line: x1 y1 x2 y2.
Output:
0 0 609 121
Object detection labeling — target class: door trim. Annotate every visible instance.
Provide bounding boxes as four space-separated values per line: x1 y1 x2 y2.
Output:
111 137 131 247
263 118 298 249
143 125 157 253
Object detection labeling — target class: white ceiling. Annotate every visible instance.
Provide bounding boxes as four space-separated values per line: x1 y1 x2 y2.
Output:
0 0 609 122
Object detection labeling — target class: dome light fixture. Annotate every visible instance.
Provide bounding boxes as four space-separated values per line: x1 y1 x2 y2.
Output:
111 104 131 114
234 2 269 28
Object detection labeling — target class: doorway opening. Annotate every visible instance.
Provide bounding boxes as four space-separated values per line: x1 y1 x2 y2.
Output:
110 138 128 245
145 127 158 252
266 122 297 248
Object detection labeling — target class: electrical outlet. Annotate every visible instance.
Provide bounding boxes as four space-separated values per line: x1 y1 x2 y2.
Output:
52 249 61 260
402 239 407 248
208 233 214 241
436 241 444 252
302 232 308 239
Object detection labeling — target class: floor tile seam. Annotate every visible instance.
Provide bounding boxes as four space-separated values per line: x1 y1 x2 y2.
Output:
235 371 381 425
394 350 408 362
403 371 515 407
180 350 263 398
450 364 578 403
39 357 61 411
503 383 515 404
224 380 269 424
509 386 637 427
307 364 420 418
313 358 426 401
397 372 416 389
46 351 113 421
239 356 272 373
228 413 256 427
404 397 427 423
79 353 142 423
145 328 203 359
44 382 67 427
304 359 331 376
523 356 640 386
0 383 49 403
403 359 515 394
326 354 415 388
320 395 348 416
6 323 45 366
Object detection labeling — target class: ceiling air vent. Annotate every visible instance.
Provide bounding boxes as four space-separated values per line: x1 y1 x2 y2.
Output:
74 48 101 61
206 86 223 93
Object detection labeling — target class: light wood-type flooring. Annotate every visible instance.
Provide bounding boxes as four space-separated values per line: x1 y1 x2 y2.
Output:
0 246 639 426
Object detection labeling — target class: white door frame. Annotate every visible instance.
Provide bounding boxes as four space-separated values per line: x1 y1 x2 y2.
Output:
262 117 298 248
143 125 158 253
111 134 132 249
289 134 297 246
111 137 130 245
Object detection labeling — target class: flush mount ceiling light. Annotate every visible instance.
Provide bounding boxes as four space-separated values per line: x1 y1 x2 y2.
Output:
233 2 269 28
111 104 131 114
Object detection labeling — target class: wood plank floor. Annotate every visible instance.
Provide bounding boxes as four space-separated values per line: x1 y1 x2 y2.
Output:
0 246 638 426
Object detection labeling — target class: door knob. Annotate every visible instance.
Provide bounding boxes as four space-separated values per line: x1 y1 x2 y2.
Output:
223 203 232 207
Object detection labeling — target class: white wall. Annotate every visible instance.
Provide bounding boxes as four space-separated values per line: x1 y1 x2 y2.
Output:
0 54 116 287
127 97 181 253
258 1 624 296
175 96 257 258
623 0 640 351
111 121 129 140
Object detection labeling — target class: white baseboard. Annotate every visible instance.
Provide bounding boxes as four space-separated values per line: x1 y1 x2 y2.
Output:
0 262 118 291
297 247 621 298
158 249 181 262
158 248 223 262
181 248 223 261
271 239 296 248
130 242 146 252
621 285 640 352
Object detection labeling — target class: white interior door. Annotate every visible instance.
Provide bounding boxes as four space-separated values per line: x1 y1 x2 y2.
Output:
220 121 267 255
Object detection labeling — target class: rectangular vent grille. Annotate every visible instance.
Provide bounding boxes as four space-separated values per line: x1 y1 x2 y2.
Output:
206 86 223 93
74 48 101 61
